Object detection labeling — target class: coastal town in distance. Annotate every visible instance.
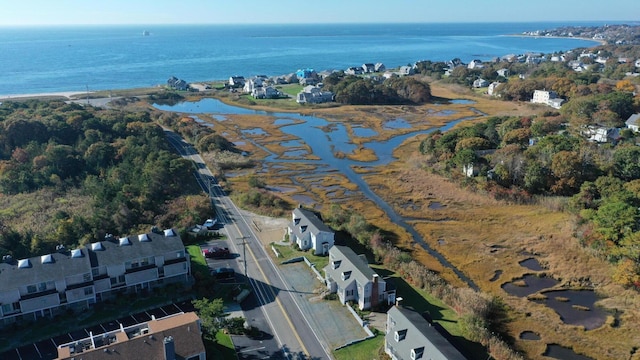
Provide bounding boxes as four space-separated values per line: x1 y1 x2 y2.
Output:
1 15 640 360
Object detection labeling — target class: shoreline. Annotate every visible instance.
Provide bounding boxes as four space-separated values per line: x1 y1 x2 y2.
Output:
504 33 606 46
0 91 90 101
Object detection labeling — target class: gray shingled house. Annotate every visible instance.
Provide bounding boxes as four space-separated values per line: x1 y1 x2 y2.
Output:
385 305 467 360
323 245 395 310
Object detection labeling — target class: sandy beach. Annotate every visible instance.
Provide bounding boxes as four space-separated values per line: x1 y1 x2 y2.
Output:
0 91 90 101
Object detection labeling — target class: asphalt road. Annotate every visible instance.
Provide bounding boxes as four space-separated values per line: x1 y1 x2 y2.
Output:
164 129 331 360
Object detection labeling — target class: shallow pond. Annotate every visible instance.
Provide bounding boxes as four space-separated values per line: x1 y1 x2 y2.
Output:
544 344 593 360
281 140 303 147
282 150 308 158
450 99 476 105
383 118 412 130
489 270 502 282
352 127 378 137
291 194 315 206
428 201 445 210
242 128 267 136
533 290 607 330
519 331 540 340
519 258 544 271
501 274 559 297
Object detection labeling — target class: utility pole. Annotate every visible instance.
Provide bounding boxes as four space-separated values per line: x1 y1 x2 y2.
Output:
236 236 249 280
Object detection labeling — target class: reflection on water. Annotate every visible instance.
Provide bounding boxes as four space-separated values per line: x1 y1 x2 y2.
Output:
533 290 606 330
450 99 476 104
353 127 378 137
242 128 267 136
501 274 559 297
519 258 543 271
544 344 593 360
383 118 412 130
519 331 540 340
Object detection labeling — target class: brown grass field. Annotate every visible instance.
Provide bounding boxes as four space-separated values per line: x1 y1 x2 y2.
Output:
159 81 640 359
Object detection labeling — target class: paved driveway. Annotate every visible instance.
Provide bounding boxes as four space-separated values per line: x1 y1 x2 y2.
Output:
279 262 368 350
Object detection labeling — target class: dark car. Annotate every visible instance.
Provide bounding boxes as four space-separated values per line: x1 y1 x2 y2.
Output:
202 246 230 259
213 267 235 280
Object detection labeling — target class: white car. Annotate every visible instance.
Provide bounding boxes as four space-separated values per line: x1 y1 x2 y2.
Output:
203 218 218 230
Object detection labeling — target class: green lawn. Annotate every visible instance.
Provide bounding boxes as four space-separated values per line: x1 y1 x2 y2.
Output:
205 331 237 360
271 243 329 270
187 244 209 278
276 84 304 97
333 334 385 360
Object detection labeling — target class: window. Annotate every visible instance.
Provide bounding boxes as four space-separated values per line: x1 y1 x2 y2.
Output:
364 296 371 303
118 275 125 283
411 347 424 360
83 273 91 282
27 285 37 294
394 329 407 342
92 268 99 277
84 287 94 296
176 250 184 258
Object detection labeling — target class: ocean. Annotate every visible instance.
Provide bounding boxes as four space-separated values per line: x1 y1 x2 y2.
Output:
0 22 610 96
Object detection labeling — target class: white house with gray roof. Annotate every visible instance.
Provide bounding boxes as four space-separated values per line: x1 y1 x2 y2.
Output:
324 245 394 310
385 305 467 360
626 113 640 132
0 229 189 326
287 208 334 255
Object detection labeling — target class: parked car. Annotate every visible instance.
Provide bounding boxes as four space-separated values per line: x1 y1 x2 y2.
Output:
202 246 230 259
213 267 235 280
203 218 218 230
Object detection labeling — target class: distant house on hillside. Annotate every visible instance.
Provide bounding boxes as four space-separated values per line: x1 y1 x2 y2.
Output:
228 75 245 88
296 85 334 104
345 66 364 75
626 113 640 132
252 86 280 99
362 63 376 73
167 76 189 91
467 59 484 70
375 63 386 72
398 65 415 76
473 78 489 88
487 82 501 96
531 90 565 109
496 68 510 77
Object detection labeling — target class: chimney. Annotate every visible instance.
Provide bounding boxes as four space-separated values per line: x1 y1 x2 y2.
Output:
396 297 403 307
371 274 379 309
163 336 176 360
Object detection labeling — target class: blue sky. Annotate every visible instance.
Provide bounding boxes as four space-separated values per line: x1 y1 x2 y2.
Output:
1 0 637 25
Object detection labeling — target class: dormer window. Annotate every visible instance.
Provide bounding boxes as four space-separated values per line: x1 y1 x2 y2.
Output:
91 242 104 251
301 225 308 233
17 259 31 268
332 260 341 269
294 218 300 225
138 233 150 242
71 249 83 258
164 228 176 237
119 237 131 246
41 254 54 264
341 271 351 281
394 329 407 342
410 347 424 360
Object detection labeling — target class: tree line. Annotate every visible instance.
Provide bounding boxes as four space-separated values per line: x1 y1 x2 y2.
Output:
0 100 210 259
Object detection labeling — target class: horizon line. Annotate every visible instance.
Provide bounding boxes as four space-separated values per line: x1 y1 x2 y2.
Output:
0 20 637 27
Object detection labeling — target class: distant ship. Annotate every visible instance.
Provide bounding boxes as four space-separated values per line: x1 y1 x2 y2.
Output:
142 30 150 36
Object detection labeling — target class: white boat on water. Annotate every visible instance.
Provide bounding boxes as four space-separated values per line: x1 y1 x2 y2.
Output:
142 30 150 36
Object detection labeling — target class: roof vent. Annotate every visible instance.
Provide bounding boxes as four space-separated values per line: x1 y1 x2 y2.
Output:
138 233 150 242
41 254 54 264
71 249 83 258
164 229 176 237
91 242 104 251
119 237 131 246
55 244 66 253
17 259 31 268
2 254 13 263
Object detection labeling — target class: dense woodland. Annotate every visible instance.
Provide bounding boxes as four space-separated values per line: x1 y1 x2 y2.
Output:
0 100 211 259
